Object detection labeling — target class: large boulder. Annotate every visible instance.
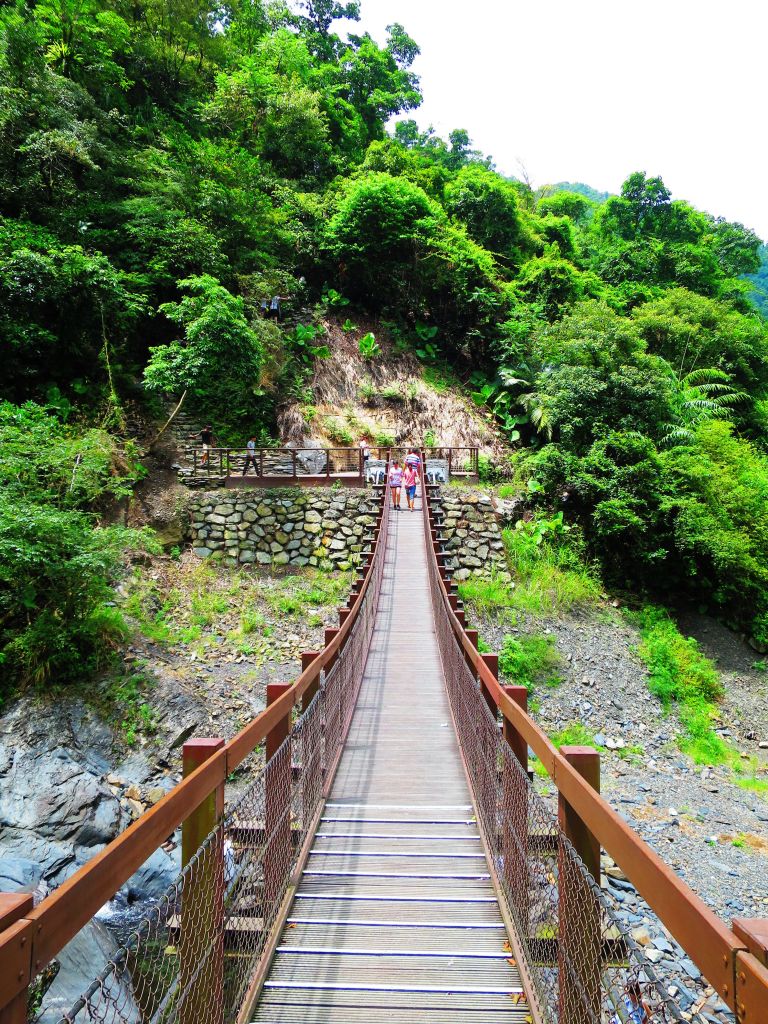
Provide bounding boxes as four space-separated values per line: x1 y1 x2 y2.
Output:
125 847 181 902
0 698 126 887
37 919 141 1024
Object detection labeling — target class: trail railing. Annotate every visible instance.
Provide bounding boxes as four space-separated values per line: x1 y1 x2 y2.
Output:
183 446 480 487
0 484 390 1024
188 447 365 486
421 464 768 1024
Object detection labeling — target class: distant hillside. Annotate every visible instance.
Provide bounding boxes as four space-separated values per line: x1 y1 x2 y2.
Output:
746 243 768 318
551 181 613 203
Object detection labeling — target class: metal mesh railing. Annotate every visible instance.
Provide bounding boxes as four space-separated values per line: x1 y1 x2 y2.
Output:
424 491 687 1024
52 501 389 1024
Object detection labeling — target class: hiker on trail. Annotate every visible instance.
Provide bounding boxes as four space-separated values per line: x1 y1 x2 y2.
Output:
389 459 403 510
405 448 421 472
268 295 283 320
194 425 215 467
402 462 418 510
260 298 269 317
242 436 259 476
359 438 371 476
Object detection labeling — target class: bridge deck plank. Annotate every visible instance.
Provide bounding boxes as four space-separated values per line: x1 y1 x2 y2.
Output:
253 506 528 1021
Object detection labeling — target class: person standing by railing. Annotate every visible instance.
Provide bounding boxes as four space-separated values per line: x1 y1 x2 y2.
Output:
359 437 371 479
242 436 259 476
389 458 403 510
192 424 215 467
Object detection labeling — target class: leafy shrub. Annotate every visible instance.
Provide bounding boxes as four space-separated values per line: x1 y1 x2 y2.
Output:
502 515 602 615
0 499 141 691
359 332 381 358
0 403 150 696
323 417 354 444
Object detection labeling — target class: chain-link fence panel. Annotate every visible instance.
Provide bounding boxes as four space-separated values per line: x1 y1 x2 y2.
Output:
426 491 689 1024
48 500 389 1024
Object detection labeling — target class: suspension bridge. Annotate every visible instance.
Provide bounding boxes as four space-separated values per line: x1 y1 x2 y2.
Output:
0 462 766 1023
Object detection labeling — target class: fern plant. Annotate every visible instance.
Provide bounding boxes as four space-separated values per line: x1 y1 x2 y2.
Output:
661 368 744 446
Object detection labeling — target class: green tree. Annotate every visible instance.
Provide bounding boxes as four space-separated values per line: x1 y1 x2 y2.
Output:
144 275 271 429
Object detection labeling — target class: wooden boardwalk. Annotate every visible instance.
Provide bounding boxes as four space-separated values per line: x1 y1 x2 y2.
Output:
253 505 529 1023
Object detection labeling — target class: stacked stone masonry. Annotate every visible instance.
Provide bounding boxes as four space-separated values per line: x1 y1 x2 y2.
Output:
437 489 510 581
188 488 378 569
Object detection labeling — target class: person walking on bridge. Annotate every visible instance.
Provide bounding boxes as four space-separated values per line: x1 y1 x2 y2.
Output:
388 459 403 510
402 461 418 510
405 448 421 472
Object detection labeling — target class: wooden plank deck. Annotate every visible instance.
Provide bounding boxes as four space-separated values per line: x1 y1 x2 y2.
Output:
253 505 529 1023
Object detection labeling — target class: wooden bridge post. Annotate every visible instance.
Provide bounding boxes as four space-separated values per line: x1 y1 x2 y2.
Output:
558 746 601 1024
501 686 530 938
264 683 293 917
180 737 225 1024
301 652 321 710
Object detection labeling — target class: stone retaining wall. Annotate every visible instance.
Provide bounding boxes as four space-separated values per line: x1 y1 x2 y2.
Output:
188 488 377 569
438 489 510 581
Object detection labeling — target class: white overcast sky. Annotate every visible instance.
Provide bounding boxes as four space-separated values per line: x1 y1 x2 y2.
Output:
339 0 768 240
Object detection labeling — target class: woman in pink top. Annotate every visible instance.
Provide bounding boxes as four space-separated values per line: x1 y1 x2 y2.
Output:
389 460 404 509
402 463 418 510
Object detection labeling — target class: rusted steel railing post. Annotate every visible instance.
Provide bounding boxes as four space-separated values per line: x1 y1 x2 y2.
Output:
0 894 33 1024
558 745 601 1024
264 683 293 915
180 737 225 1024
501 686 530 938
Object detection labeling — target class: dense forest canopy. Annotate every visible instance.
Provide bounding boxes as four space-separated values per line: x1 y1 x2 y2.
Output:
2 0 768 692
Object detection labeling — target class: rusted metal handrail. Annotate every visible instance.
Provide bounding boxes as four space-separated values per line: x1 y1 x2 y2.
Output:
420 466 768 1020
0 488 390 1018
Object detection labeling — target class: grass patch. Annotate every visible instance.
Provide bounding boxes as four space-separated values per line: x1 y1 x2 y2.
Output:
104 671 157 746
501 516 602 616
458 574 516 617
497 483 519 500
550 721 604 750
266 572 351 616
421 364 461 395
380 382 405 402
735 776 768 794
498 632 561 693
629 605 731 765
